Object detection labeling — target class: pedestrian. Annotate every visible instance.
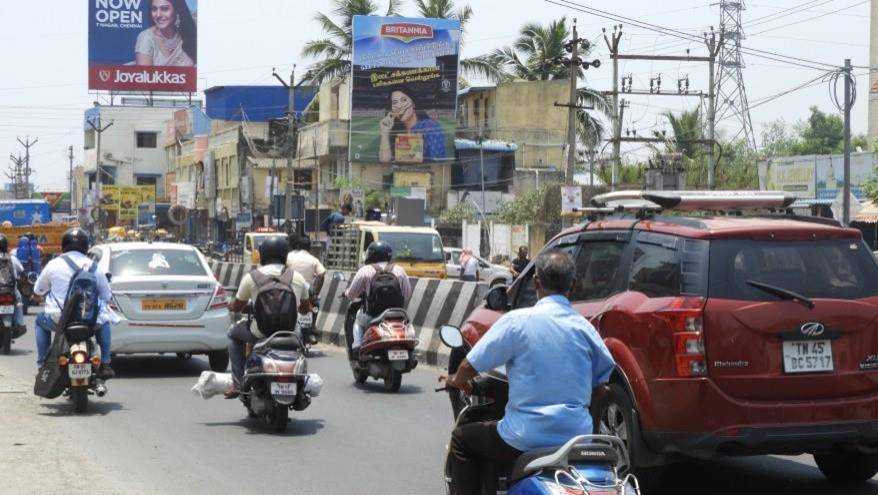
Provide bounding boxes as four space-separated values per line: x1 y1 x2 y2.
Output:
511 245 530 278
321 203 352 238
459 248 479 282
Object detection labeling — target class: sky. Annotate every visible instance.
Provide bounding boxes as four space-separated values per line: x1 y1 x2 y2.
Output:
0 0 872 190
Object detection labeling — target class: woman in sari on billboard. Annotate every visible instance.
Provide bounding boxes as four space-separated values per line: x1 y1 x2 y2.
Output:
135 0 197 67
378 88 447 164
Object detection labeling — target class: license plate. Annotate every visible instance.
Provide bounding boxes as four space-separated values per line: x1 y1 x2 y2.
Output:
141 298 186 311
298 313 313 327
270 382 297 396
783 340 834 373
388 350 408 361
68 363 92 379
0 305 14 315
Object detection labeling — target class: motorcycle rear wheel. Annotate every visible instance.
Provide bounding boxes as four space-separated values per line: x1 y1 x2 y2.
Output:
384 370 402 393
266 405 289 433
71 387 88 413
353 368 368 384
1 328 10 355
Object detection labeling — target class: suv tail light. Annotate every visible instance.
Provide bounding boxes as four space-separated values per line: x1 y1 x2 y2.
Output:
659 298 707 378
209 286 229 311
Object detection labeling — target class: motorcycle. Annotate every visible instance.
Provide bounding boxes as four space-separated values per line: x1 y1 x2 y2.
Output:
240 330 317 433
17 271 37 315
344 299 418 392
0 289 22 355
60 323 107 413
437 325 640 495
297 287 320 356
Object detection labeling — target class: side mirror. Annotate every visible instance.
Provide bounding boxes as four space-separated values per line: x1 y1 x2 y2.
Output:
104 273 113 283
439 325 464 349
484 285 510 311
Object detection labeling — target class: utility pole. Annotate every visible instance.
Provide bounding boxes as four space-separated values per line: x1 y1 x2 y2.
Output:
705 29 722 189
16 136 37 198
478 128 486 213
843 58 852 225
7 153 24 199
604 26 623 191
86 104 114 235
68 145 74 214
273 65 298 234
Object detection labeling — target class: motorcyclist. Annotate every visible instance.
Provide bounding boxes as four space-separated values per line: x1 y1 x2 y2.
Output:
0 233 27 337
226 235 310 398
441 250 617 495
286 233 325 345
343 241 412 356
31 228 118 379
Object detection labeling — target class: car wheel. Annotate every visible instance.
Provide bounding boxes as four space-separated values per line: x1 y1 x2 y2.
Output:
815 451 878 483
591 383 662 486
489 279 505 288
208 350 229 372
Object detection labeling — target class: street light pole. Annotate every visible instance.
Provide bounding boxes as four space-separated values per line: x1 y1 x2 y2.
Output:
87 103 114 237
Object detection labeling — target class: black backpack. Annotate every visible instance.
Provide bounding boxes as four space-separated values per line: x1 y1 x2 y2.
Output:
251 268 297 337
367 263 405 316
0 255 16 293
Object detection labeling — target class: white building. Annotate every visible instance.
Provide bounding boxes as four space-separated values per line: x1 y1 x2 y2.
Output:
79 103 180 208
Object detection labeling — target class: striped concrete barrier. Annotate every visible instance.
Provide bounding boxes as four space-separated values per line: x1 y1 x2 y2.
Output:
207 260 255 290
316 271 488 367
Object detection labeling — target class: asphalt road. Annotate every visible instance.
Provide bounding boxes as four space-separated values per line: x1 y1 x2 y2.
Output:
1 313 877 494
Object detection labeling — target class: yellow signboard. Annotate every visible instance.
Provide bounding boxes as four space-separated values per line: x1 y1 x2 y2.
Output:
140 185 156 204
119 186 140 221
100 185 120 211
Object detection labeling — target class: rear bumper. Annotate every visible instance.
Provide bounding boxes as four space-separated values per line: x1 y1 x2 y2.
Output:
645 421 878 458
110 310 230 354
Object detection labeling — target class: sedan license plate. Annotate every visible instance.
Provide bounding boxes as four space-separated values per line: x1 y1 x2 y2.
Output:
141 298 186 311
68 363 92 379
0 305 14 315
270 382 297 397
388 350 409 361
783 340 833 373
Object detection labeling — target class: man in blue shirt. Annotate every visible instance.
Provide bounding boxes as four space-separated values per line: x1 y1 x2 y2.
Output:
320 203 351 237
444 250 616 494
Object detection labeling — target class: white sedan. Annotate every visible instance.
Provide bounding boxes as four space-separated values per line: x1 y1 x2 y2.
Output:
444 248 513 287
90 242 231 371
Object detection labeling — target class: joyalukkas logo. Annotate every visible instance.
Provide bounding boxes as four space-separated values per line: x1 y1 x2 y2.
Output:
380 23 434 43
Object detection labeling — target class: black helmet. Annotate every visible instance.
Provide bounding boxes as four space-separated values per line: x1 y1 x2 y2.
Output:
365 241 393 264
25 232 35 241
62 228 90 254
0 234 8 252
258 235 289 266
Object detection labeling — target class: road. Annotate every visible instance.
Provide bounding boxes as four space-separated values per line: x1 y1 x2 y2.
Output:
1 313 876 494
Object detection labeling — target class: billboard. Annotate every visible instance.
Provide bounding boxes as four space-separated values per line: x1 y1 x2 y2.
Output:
88 0 198 92
350 15 460 164
767 156 816 199
816 152 874 200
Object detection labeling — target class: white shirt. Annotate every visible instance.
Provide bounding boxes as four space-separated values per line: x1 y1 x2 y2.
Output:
286 250 326 285
34 251 118 324
235 264 309 339
462 257 479 277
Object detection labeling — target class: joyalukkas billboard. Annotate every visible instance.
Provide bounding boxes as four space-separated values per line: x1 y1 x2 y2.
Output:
88 0 198 92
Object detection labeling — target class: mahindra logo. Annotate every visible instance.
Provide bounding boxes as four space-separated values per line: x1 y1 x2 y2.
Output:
800 322 825 338
380 22 434 42
99 70 111 82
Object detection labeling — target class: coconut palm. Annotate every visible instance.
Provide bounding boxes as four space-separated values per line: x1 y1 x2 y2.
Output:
655 109 702 159
414 0 472 32
301 0 404 86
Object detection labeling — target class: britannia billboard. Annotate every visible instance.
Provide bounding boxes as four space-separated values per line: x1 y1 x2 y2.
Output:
88 0 198 92
350 15 460 164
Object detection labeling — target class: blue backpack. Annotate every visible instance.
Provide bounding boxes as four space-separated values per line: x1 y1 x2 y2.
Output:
15 238 29 263
60 256 101 327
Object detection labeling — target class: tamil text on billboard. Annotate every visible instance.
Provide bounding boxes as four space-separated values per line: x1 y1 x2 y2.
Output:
88 0 198 92
350 15 460 164
767 156 816 199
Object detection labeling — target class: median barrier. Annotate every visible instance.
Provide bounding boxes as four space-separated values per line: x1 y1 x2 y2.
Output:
316 271 488 367
207 259 255 290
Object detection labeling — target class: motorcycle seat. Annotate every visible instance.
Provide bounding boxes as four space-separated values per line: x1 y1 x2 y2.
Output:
253 332 301 352
368 308 409 325
508 441 619 484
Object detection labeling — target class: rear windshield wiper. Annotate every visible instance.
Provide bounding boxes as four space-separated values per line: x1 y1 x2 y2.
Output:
745 279 815 309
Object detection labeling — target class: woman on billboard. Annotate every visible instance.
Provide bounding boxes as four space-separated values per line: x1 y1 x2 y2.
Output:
378 88 446 164
135 0 197 67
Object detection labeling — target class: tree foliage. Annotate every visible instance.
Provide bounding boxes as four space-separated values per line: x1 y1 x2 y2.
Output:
439 201 478 224
496 186 555 225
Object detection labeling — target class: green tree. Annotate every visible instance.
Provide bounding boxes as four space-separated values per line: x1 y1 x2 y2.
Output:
439 201 478 224
760 117 798 158
792 106 844 155
656 109 702 159
301 0 403 86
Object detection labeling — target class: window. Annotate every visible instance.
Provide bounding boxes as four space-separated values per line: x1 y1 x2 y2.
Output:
572 241 626 301
136 132 157 148
709 239 878 301
109 249 208 278
515 235 580 309
381 233 444 262
629 242 680 298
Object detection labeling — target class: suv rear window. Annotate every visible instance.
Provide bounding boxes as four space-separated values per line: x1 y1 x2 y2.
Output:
709 239 878 300
628 233 709 298
110 249 209 278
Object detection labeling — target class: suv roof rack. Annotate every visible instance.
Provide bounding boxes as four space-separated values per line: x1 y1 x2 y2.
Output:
592 190 797 211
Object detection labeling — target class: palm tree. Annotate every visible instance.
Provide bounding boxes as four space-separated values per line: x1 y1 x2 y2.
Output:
301 0 403 86
414 0 472 33
656 109 702 159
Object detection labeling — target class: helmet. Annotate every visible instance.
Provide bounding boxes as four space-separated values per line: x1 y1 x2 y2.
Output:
1 221 11 228
62 228 90 254
0 234 8 252
365 241 393 264
258 235 289 266
25 232 34 241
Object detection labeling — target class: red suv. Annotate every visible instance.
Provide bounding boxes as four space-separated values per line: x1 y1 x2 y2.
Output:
452 195 878 484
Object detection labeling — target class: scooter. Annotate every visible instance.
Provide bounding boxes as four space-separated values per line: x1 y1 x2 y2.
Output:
240 330 317 433
344 299 418 392
17 271 37 315
297 287 320 356
60 323 107 413
437 325 640 495
0 290 22 355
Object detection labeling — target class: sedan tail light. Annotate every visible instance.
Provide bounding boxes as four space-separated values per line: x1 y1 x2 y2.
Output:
208 286 229 311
